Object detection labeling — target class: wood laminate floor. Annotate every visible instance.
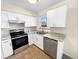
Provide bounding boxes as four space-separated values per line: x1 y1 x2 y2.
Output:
6 44 72 59
6 44 52 59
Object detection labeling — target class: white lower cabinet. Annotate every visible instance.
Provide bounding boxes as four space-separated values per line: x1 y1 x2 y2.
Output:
1 39 13 58
57 41 64 59
36 34 43 50
28 34 35 45
28 34 43 50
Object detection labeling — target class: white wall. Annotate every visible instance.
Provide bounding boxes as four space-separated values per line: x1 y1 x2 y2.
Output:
37 0 78 59
64 0 78 59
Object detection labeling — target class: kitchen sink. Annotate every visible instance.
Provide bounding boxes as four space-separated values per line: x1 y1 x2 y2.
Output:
36 31 48 34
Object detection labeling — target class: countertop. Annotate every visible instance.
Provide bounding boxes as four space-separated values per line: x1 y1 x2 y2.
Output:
26 31 65 42
43 33 65 42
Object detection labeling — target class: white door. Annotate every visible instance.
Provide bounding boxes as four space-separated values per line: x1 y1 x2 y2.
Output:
1 40 13 58
1 11 9 28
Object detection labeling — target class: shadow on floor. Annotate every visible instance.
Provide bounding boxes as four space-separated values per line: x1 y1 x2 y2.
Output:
62 54 73 59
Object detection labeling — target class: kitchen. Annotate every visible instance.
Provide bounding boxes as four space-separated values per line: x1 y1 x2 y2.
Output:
1 0 78 59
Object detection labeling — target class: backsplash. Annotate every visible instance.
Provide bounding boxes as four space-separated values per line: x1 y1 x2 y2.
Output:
50 27 66 34
24 27 66 34
9 23 24 30
24 27 37 33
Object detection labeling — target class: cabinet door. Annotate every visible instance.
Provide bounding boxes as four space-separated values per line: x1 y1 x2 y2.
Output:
38 35 43 50
25 16 31 27
2 40 13 58
47 5 67 27
54 5 67 27
25 16 36 27
28 34 33 45
28 34 36 45
36 34 43 50
47 10 55 27
30 16 36 26
16 14 25 23
32 34 37 45
57 41 64 59
1 11 9 28
8 12 17 20
1 47 5 59
8 12 25 23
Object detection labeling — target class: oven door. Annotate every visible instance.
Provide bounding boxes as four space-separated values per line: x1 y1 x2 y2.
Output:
12 36 28 50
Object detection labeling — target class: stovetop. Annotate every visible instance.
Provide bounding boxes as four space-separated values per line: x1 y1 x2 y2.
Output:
11 34 27 38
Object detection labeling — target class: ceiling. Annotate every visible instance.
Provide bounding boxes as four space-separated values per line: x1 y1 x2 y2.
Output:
2 0 64 13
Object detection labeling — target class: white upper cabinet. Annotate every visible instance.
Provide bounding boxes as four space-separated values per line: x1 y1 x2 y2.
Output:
16 14 25 23
25 16 36 27
1 11 9 28
31 16 37 26
47 5 67 27
8 12 25 23
24 16 31 27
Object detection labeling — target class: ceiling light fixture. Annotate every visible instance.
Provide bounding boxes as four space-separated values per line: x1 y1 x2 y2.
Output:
28 0 40 4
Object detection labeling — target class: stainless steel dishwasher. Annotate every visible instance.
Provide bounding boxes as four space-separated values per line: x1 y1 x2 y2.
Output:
44 37 57 59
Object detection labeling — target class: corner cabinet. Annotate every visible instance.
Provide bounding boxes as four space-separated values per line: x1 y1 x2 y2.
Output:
28 34 43 50
1 39 13 58
47 5 67 27
25 16 37 27
1 11 9 28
